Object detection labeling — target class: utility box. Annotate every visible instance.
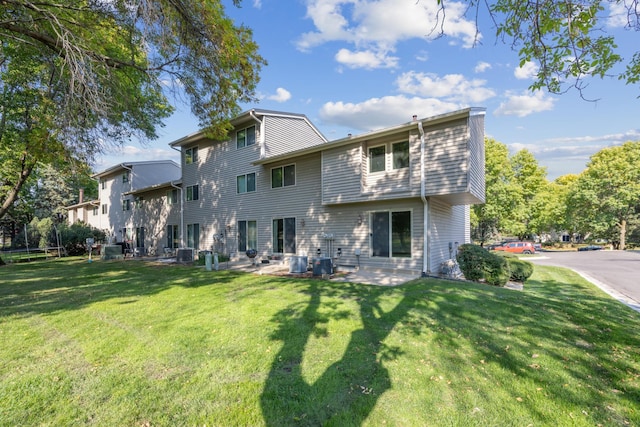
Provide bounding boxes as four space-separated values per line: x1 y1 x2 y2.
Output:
289 256 308 274
176 248 194 263
312 257 332 276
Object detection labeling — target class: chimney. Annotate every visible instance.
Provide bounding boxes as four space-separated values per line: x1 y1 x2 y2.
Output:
412 115 418 121
79 188 84 204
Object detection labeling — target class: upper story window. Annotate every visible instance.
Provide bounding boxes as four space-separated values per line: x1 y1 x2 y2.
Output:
167 189 178 205
271 164 295 188
101 204 107 214
237 125 256 149
100 179 106 190
393 141 410 169
186 185 199 201
369 145 386 173
185 147 198 165
135 196 144 208
122 199 131 211
122 171 130 183
237 173 256 194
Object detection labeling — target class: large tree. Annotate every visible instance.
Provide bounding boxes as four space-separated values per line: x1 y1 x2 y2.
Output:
568 142 640 250
428 0 640 97
0 0 265 219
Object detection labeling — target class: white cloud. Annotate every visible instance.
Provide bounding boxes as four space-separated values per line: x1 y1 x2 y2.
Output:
297 0 479 68
514 61 538 80
266 87 292 102
396 71 496 103
318 95 460 132
474 61 491 73
335 48 399 69
494 90 556 117
607 2 629 27
253 0 262 8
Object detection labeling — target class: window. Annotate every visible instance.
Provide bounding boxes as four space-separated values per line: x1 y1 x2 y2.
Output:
136 227 145 248
393 141 410 169
93 207 98 216
122 199 131 211
185 147 198 165
271 164 295 188
187 223 200 249
236 125 256 149
371 211 411 258
123 171 130 183
369 145 386 173
100 179 106 190
135 196 143 208
186 185 199 201
101 204 107 214
167 225 179 249
237 173 256 194
273 217 296 254
167 189 178 205
238 220 257 252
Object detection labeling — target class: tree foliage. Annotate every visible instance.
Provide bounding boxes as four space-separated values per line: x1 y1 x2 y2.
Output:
567 141 640 249
0 0 265 219
429 0 640 97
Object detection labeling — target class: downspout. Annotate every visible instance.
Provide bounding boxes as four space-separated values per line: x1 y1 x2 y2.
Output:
170 145 185 249
170 181 184 249
249 109 266 158
418 120 430 277
121 164 133 241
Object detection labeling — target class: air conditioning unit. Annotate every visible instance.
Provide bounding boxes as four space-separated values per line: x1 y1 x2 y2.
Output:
312 257 332 276
176 248 194 263
289 256 308 274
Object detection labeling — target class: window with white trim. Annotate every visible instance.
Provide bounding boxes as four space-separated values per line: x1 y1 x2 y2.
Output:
187 223 200 249
271 164 295 188
167 189 178 205
101 204 107 214
238 220 257 252
392 141 409 169
237 173 256 194
369 145 386 173
371 210 411 258
236 125 256 149
186 185 199 201
273 217 296 254
185 147 198 165
122 199 131 211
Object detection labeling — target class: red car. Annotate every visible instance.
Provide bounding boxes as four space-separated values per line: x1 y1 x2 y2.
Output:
493 241 536 254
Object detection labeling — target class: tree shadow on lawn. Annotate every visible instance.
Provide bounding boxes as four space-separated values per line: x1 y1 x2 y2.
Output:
260 272 640 426
422 271 640 425
0 258 238 317
260 281 426 426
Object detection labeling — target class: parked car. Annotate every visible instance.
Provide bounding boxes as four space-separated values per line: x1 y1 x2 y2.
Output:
493 241 537 254
577 245 603 251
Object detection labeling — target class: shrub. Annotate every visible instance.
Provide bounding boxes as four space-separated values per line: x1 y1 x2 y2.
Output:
59 222 106 256
505 257 534 282
457 244 510 286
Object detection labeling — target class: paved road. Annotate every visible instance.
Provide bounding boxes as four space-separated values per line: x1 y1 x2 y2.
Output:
529 250 640 312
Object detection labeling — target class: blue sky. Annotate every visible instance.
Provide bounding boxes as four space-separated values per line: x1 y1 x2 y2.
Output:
96 0 639 180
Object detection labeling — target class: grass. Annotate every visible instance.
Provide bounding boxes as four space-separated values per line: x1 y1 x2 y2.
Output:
1 258 639 426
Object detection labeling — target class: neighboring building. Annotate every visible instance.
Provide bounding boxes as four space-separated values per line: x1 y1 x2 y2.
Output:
71 107 486 275
66 161 181 247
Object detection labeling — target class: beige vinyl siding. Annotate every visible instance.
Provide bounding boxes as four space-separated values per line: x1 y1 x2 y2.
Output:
321 199 425 273
262 115 327 158
428 199 469 271
423 118 469 197
468 113 486 203
129 187 180 252
321 143 363 204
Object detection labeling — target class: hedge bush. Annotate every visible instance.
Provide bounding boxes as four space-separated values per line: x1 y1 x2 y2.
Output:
457 244 510 286
504 257 534 282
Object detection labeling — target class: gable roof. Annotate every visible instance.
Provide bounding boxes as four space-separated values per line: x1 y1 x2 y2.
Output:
92 160 180 179
168 109 327 148
253 107 486 165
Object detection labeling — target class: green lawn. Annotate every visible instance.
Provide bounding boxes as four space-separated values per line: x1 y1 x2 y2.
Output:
1 258 638 426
